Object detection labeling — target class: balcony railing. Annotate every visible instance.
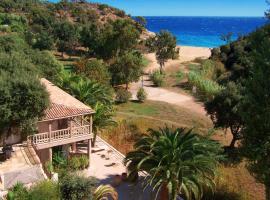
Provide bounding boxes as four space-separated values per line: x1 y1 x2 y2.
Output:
27 125 92 149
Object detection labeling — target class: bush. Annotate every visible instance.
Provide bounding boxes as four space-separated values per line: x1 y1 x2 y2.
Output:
175 70 185 81
115 88 132 103
29 180 59 200
136 87 147 102
7 182 29 200
68 155 89 171
59 173 97 200
53 152 68 170
150 70 165 87
188 71 223 98
114 9 126 17
78 155 89 169
74 58 110 85
98 4 109 11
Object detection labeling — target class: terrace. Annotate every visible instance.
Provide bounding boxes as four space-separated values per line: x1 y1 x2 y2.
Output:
79 136 153 200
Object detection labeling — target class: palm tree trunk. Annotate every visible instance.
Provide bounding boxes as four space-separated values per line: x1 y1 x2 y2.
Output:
266 185 270 200
159 183 169 200
92 127 98 147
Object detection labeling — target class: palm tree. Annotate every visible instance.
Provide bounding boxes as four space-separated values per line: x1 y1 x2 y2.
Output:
124 127 222 200
58 73 116 145
69 76 114 107
92 102 116 145
93 185 118 200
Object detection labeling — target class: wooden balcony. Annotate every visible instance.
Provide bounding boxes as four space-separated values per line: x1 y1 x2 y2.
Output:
28 125 92 150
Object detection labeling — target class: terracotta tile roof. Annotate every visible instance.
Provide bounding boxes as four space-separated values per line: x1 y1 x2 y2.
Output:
42 103 93 121
40 78 94 121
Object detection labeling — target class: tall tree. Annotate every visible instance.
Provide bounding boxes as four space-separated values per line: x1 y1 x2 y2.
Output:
240 24 270 200
74 58 110 85
124 127 221 200
147 30 178 73
54 21 79 56
0 68 49 144
110 51 144 89
205 82 243 148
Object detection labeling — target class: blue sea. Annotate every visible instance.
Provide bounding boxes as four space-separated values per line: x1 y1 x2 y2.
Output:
143 16 267 48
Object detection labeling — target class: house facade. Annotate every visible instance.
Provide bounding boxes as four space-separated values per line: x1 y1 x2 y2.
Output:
27 78 95 167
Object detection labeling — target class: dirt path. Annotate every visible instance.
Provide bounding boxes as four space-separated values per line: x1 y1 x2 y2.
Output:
130 46 211 116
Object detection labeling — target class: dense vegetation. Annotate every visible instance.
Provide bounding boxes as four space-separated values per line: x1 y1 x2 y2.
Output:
0 0 147 143
7 174 117 200
204 22 270 200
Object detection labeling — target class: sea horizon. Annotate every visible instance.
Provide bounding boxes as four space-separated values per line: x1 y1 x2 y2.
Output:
140 16 267 48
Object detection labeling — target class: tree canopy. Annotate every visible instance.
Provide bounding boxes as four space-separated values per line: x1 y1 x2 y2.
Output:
240 24 270 200
147 30 178 73
110 51 144 89
0 62 49 142
124 127 221 200
205 82 243 148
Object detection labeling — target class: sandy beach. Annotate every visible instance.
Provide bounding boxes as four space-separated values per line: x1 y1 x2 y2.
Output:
144 45 211 73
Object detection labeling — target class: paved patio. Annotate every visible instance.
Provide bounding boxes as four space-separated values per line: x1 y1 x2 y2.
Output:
0 144 45 190
78 137 154 200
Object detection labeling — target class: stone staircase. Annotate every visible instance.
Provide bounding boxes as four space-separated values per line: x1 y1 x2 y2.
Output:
0 144 47 191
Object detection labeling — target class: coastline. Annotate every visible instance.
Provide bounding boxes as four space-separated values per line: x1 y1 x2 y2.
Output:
143 45 211 73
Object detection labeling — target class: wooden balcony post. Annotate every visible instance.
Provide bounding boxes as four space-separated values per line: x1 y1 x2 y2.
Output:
49 124 52 142
48 148 52 163
90 115 93 134
72 143 77 153
69 118 72 138
87 139 91 166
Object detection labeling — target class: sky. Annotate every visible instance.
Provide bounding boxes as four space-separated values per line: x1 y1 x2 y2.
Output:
51 0 268 17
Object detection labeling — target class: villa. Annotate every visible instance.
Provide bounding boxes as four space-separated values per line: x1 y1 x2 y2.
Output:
28 78 94 166
0 78 95 190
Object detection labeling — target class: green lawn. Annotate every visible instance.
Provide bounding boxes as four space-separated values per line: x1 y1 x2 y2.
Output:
115 100 213 134
116 101 159 116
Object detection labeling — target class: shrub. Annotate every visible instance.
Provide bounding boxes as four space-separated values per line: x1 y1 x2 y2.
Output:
53 152 68 170
150 70 165 87
59 173 97 200
175 70 185 81
68 155 89 171
7 182 29 200
136 87 147 102
188 71 223 98
114 9 126 17
78 155 89 169
115 88 132 103
98 4 109 11
29 180 59 200
68 156 81 171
